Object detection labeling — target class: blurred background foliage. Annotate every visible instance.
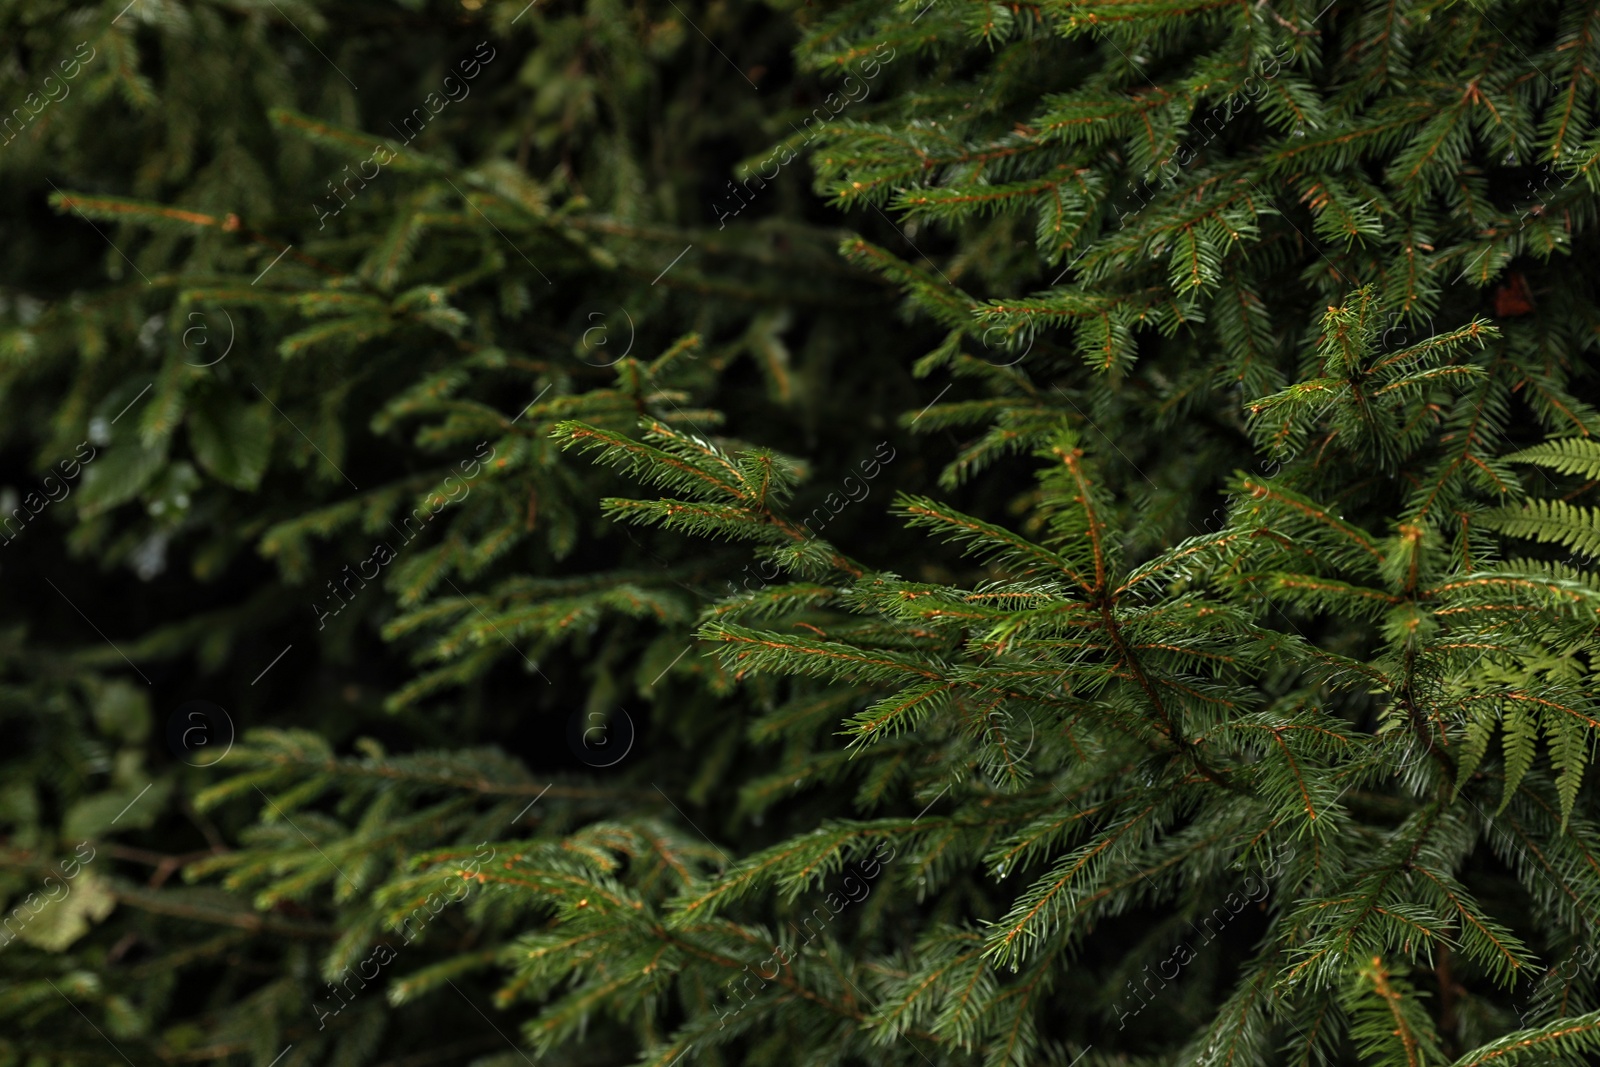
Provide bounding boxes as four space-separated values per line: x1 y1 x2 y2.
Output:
0 0 935 1062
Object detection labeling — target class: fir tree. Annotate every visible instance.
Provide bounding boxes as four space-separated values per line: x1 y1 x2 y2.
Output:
7 0 1600 1066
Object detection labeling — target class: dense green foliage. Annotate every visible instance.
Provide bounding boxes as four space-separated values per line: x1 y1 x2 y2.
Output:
9 0 1600 1066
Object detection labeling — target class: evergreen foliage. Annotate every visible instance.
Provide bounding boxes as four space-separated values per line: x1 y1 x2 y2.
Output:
6 0 1600 1066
